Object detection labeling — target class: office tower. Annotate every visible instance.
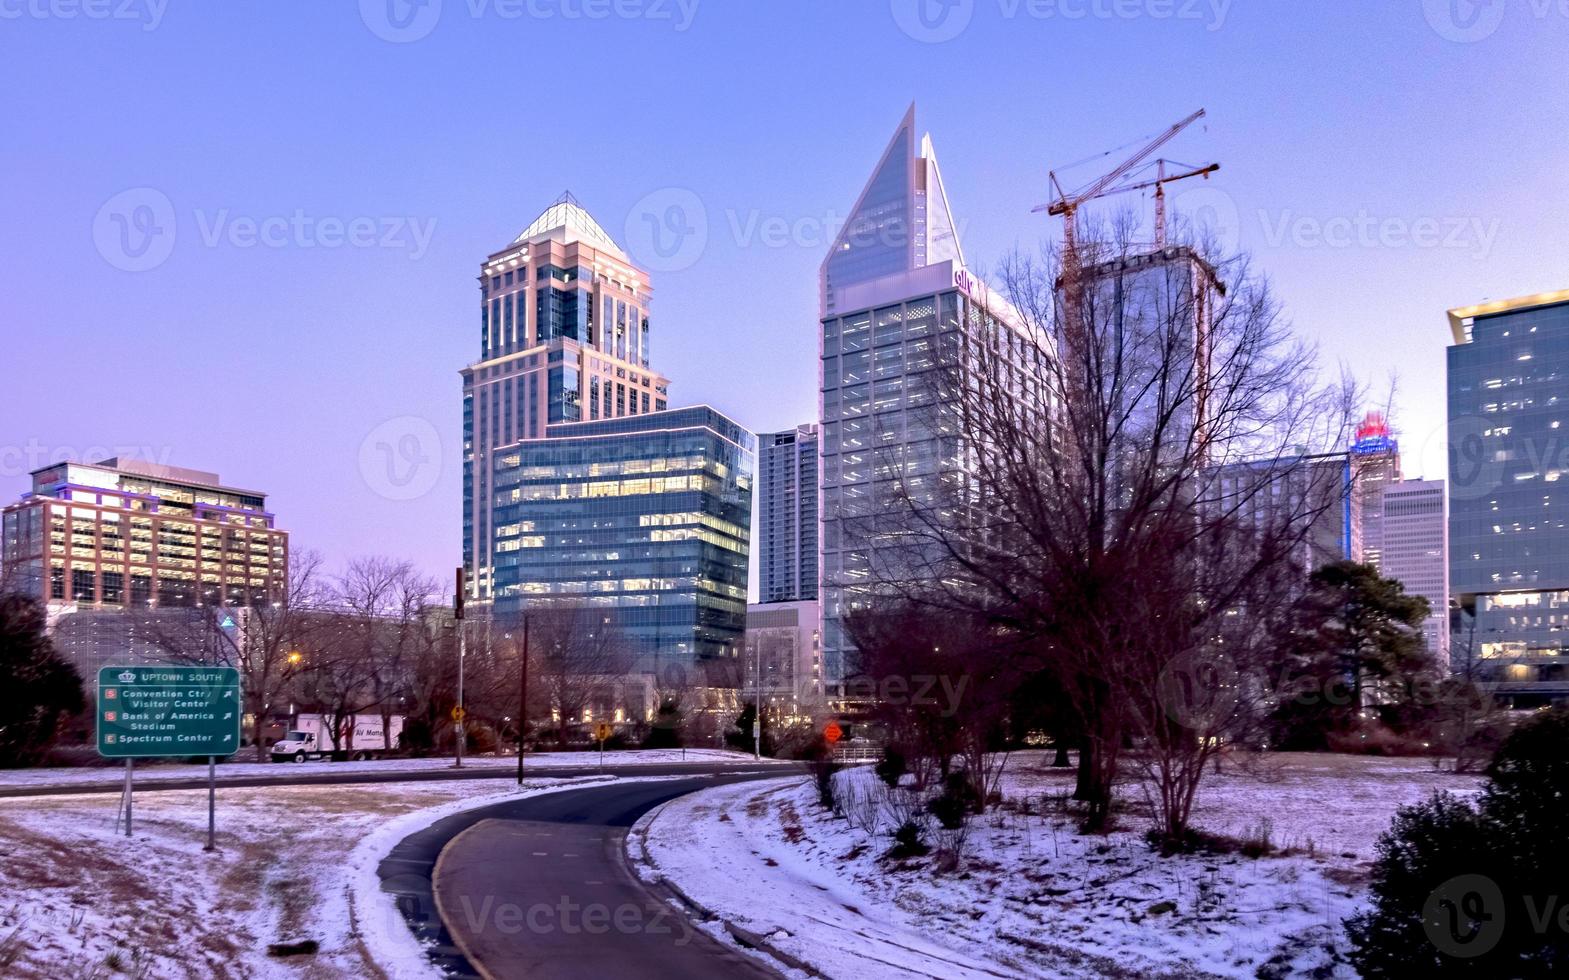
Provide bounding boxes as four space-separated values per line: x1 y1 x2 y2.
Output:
1079 245 1220 474
1351 412 1402 571
1 457 287 610
744 599 823 724
1209 452 1361 576
462 192 670 605
489 407 754 679
757 424 819 603
1380 479 1449 666
1447 290 1569 706
817 105 1047 693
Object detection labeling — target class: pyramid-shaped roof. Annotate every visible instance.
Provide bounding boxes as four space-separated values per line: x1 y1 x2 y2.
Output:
513 191 627 260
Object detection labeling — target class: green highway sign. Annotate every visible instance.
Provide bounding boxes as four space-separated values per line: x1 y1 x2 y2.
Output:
96 665 243 758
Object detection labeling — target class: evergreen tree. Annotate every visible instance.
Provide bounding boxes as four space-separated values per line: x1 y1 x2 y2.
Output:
0 595 85 766
1270 561 1433 748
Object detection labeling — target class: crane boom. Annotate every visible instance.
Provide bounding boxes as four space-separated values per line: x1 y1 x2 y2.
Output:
1044 108 1206 218
1035 109 1214 362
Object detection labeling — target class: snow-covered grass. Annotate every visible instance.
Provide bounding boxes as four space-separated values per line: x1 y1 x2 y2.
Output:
639 752 1484 980
0 748 779 791
0 774 626 978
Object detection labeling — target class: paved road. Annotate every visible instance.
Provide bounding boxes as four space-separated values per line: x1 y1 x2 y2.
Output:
380 775 786 979
0 760 797 798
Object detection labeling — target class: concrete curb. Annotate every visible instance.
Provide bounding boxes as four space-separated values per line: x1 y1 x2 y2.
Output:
627 791 824 978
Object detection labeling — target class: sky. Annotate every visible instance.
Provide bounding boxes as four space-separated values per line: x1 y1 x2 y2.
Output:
2 1 1566 594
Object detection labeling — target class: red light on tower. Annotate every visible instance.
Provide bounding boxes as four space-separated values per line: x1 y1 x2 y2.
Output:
1356 411 1389 443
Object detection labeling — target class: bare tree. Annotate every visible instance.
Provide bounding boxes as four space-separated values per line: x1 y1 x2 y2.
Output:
843 602 1002 795
151 549 325 760
520 606 636 749
848 221 1357 832
331 557 439 749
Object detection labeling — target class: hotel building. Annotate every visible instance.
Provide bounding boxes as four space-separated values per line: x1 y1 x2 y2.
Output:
463 193 669 605
1447 290 1569 705
1 458 287 611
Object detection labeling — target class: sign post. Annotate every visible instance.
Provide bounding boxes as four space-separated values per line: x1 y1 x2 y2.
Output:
823 720 843 760
206 756 217 851
594 722 613 768
97 666 242 843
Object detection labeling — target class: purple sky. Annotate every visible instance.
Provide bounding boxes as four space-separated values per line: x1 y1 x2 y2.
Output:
2 2 1565 595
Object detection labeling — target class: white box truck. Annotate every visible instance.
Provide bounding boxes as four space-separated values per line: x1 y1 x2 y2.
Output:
270 713 405 762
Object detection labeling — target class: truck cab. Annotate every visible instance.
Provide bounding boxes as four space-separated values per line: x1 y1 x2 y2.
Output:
270 730 318 763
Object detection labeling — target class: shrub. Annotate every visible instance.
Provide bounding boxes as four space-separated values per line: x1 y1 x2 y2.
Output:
1345 792 1492 977
1346 709 1569 977
1482 707 1569 863
889 819 930 859
874 746 907 788
928 770 981 830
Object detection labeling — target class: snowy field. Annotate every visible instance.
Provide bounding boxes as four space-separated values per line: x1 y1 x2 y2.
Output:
637 752 1484 979
0 774 625 978
0 748 779 792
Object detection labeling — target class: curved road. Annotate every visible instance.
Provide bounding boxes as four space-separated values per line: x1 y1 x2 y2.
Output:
378 774 788 979
0 760 795 798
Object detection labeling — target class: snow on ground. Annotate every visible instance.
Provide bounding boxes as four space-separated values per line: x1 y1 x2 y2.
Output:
0 748 778 791
638 752 1484 980
0 774 624 978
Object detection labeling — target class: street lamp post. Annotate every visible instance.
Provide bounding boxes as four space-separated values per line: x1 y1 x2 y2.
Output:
516 614 529 786
455 567 465 770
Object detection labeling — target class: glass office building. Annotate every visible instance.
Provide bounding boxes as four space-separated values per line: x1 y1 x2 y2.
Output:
490 406 754 677
818 105 1051 693
1448 290 1569 705
462 192 669 605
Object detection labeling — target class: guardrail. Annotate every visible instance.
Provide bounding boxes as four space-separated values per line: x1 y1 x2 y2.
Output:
831 744 880 763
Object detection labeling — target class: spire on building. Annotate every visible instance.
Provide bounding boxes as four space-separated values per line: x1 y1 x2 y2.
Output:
820 103 966 296
513 190 628 260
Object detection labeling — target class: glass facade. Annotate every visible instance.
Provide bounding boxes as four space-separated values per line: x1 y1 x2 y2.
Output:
819 288 997 688
462 197 668 604
823 123 911 294
490 407 754 678
1449 296 1569 703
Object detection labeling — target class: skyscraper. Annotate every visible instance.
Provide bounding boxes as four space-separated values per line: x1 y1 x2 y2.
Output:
490 407 753 678
1351 411 1402 572
1447 289 1569 706
817 105 1048 692
1380 478 1449 666
757 423 818 604
462 193 669 605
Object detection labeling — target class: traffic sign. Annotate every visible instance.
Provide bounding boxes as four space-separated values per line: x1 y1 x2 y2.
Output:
451 705 467 723
594 722 614 743
823 720 843 745
97 665 242 759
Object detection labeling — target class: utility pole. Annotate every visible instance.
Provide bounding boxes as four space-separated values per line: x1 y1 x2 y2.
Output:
753 639 762 761
454 567 465 770
516 614 529 786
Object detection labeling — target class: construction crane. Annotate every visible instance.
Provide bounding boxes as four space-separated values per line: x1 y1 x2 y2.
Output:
1034 109 1217 313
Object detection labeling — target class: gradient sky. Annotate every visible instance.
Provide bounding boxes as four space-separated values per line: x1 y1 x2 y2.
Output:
3 1 1565 595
